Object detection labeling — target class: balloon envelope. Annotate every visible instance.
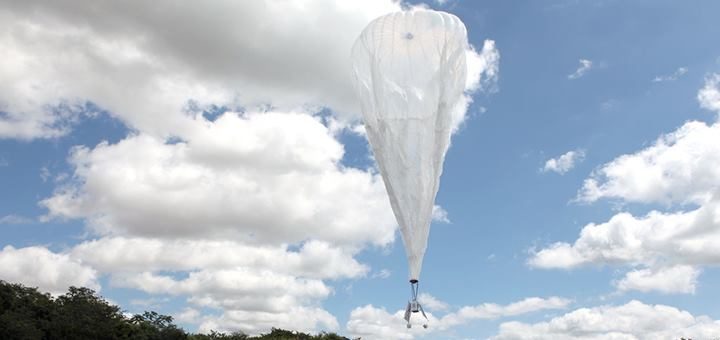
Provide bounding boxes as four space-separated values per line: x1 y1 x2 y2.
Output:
351 10 468 280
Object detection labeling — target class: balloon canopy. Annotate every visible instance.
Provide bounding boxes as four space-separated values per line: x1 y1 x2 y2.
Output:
351 9 468 281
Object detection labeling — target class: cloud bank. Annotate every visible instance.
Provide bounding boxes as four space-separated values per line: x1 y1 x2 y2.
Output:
492 300 720 340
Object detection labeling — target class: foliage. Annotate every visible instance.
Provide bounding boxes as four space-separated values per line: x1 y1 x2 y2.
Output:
49 286 130 339
0 280 349 340
128 311 187 340
0 281 54 340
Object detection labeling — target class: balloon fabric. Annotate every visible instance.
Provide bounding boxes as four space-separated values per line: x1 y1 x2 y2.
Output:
351 9 468 282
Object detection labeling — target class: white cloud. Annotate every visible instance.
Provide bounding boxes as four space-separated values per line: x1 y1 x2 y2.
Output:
466 40 500 93
0 0 403 139
371 269 392 279
568 59 593 80
200 306 339 336
418 293 449 312
38 110 395 335
174 307 201 325
437 297 572 330
542 149 586 174
114 269 331 311
614 265 700 294
42 111 397 247
347 296 570 339
492 300 720 340
530 198 720 269
652 66 688 82
71 237 368 280
40 166 51 182
111 267 338 335
129 297 170 308
431 205 450 223
0 214 34 224
698 73 720 114
0 1 498 140
0 245 99 295
451 40 501 132
62 234 360 335
577 121 720 205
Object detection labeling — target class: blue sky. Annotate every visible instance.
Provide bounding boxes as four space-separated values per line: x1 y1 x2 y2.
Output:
2 1 720 339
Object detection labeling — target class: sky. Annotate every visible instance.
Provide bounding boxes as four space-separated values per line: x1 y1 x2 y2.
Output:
1 0 720 339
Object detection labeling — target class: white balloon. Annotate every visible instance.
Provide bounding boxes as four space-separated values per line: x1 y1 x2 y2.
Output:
351 9 468 281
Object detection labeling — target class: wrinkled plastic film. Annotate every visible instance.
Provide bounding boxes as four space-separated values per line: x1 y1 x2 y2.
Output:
351 10 468 280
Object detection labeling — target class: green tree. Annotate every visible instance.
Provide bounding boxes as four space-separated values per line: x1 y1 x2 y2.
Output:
0 280 54 340
48 286 130 340
128 311 187 340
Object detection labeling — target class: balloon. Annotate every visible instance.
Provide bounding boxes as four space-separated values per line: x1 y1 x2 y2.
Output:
351 9 468 283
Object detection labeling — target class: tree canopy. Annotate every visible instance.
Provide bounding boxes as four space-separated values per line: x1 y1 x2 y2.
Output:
0 280 349 340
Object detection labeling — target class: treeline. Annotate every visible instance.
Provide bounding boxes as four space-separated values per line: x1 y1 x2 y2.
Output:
0 280 348 340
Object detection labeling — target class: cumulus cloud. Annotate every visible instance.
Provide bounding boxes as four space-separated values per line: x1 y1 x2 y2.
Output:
530 198 720 267
531 77 720 294
0 245 99 295
0 235 358 335
568 59 593 80
174 308 201 325
114 268 331 313
0 0 498 140
450 40 501 132
39 111 394 334
418 293 449 312
542 149 586 174
530 190 720 295
466 40 500 93
614 265 700 294
431 205 450 223
652 66 688 82
347 296 570 339
577 121 720 205
0 0 401 139
0 235 361 334
492 300 720 340
200 306 338 336
698 73 720 114
42 111 397 247
71 237 368 280
436 296 572 330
